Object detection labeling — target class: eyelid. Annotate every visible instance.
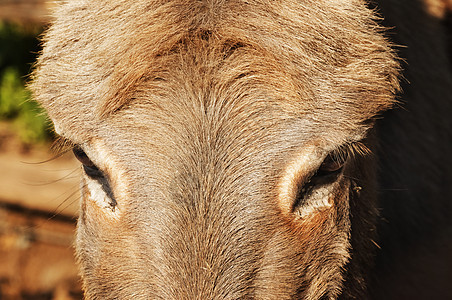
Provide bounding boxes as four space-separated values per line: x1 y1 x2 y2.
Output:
52 135 105 174
83 164 105 179
73 145 95 167
314 141 370 176
71 146 107 181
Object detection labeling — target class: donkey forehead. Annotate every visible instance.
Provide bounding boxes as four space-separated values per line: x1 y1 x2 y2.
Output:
32 0 399 143
38 41 390 146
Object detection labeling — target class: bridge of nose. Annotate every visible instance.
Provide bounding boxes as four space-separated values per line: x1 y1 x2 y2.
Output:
145 156 276 297
109 114 300 298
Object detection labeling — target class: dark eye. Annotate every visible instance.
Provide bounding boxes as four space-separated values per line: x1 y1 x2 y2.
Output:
308 152 347 185
72 145 117 209
316 152 347 177
293 152 347 210
72 146 104 178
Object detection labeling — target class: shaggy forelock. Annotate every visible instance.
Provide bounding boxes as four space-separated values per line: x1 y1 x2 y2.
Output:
31 0 399 139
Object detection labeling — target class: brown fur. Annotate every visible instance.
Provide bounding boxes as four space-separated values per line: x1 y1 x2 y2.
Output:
30 0 451 299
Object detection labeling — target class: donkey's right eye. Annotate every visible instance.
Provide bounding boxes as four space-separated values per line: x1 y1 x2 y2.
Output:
72 145 117 210
72 146 104 179
73 146 93 166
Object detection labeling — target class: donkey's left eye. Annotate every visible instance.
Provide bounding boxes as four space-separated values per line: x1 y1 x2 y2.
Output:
292 151 347 213
316 153 346 177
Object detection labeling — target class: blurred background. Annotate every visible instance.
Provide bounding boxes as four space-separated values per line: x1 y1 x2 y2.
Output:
0 1 82 299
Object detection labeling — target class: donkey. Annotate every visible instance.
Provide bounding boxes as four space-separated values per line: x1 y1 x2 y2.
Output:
31 0 452 299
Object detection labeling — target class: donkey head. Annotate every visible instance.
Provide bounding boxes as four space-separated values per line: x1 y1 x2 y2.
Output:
31 0 399 298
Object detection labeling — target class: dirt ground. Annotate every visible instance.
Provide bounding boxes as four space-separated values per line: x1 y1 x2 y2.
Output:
0 0 57 24
0 122 82 299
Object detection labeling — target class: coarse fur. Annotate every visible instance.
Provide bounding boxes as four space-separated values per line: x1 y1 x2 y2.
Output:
30 0 452 299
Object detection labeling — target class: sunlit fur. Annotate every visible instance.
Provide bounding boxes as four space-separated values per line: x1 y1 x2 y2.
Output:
30 0 452 299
